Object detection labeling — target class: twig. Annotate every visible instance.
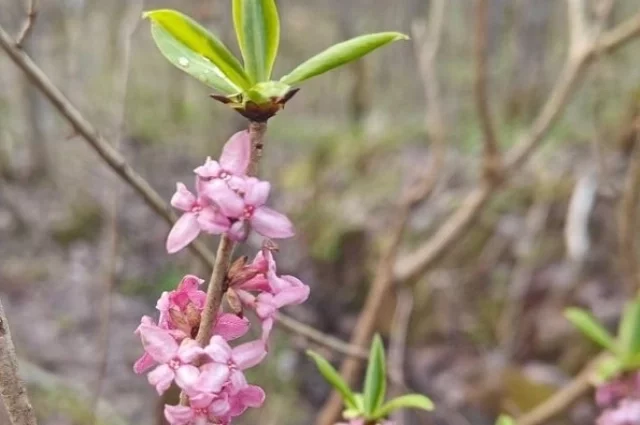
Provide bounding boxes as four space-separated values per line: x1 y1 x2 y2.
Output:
15 0 38 48
0 297 38 425
473 0 502 181
394 8 640 285
315 2 448 424
0 23 368 367
274 312 368 359
618 135 640 295
515 353 607 425
90 3 141 422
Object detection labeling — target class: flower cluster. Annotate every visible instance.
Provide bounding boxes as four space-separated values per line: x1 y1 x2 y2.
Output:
595 372 640 425
167 130 294 254
134 131 309 425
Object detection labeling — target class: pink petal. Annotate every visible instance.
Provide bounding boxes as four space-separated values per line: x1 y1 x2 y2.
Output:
204 180 245 218
214 313 250 341
245 179 270 207
167 213 201 254
138 323 179 363
274 276 310 307
208 394 231 417
250 207 295 239
227 220 247 241
228 369 248 394
219 131 251 175
164 405 194 425
255 294 277 319
193 157 221 178
204 335 233 363
175 364 200 391
238 385 266 408
177 275 204 292
148 364 175 395
197 207 230 234
260 317 274 342
190 392 215 409
194 363 230 394
237 275 271 292
171 183 197 211
232 340 267 370
177 339 205 363
133 352 156 374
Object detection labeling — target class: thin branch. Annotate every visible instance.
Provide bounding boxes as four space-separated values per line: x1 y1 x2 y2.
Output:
315 2 448 424
0 23 367 365
0 297 38 425
618 135 640 295
274 312 367 359
15 0 38 48
515 353 607 425
473 0 501 180
394 8 640 285
388 288 413 425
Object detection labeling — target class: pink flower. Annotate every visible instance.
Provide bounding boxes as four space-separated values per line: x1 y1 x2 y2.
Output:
597 399 640 425
167 183 231 253
194 131 251 192
165 392 231 425
155 275 250 341
198 336 267 393
226 384 266 418
205 178 294 241
137 322 204 394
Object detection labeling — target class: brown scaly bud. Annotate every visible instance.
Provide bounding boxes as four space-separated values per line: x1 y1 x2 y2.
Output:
226 288 244 316
211 87 300 122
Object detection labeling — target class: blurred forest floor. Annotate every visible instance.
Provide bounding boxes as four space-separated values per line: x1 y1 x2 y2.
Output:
2 1 640 425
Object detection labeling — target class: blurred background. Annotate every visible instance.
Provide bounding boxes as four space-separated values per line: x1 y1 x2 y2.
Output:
2 0 640 424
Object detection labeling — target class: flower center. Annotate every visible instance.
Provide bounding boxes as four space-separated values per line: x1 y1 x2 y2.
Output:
169 359 181 370
243 205 255 219
219 170 230 180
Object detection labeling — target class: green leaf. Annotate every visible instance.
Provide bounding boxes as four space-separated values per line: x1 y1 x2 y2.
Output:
374 394 434 418
144 9 251 90
280 32 408 85
363 334 387 416
307 350 358 409
233 0 280 83
565 308 617 352
148 24 239 94
618 299 640 362
495 414 515 425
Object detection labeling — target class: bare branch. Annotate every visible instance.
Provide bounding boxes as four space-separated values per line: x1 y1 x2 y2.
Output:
516 353 607 425
473 0 502 180
389 288 414 425
0 23 365 364
274 313 367 359
15 0 38 48
395 9 640 285
0 297 38 425
567 0 591 58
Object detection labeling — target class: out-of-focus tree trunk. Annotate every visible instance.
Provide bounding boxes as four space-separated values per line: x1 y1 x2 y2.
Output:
504 0 554 122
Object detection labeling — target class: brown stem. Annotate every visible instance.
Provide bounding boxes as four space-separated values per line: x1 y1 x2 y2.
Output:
195 235 235 346
0 297 38 425
181 122 267 406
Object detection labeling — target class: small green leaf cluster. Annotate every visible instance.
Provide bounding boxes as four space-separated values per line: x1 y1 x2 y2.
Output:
565 297 640 381
307 334 434 423
143 1 407 120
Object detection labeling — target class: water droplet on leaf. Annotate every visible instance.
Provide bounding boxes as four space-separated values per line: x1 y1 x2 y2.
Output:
178 57 189 67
